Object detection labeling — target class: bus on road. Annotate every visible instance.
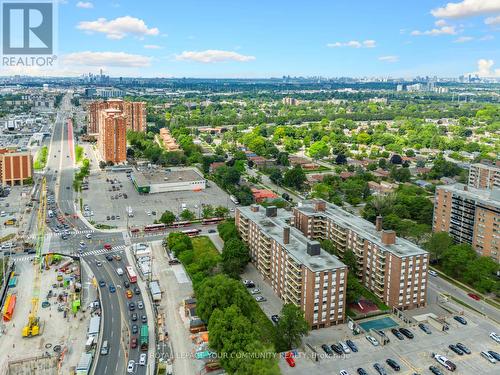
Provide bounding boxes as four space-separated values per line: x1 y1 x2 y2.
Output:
140 325 149 351
181 229 201 237
125 266 137 283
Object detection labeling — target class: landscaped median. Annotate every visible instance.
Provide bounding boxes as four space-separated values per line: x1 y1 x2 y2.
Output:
34 145 48 170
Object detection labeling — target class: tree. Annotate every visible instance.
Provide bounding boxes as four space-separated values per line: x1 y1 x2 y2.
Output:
275 303 309 352
276 152 290 166
319 239 338 256
309 140 330 159
167 232 193 256
160 210 176 225
99 160 106 170
269 168 283 185
463 256 499 293
180 209 196 221
202 205 215 219
335 153 347 165
218 220 239 242
214 206 229 218
378 158 387 169
283 165 306 190
390 166 411 182
441 244 477 278
343 249 358 273
222 238 250 277
389 154 403 165
425 232 453 261
346 273 364 304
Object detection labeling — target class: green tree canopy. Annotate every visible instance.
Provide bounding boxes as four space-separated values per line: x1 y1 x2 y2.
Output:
275 303 310 352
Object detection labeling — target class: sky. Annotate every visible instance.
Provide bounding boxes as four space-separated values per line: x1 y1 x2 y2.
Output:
2 0 500 78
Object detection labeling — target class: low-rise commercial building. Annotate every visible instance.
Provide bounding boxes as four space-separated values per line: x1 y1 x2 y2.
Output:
433 183 500 262
131 167 206 194
236 205 347 329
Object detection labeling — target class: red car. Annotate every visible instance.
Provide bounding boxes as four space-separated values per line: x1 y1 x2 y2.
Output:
130 337 137 348
467 293 481 301
104 244 112 250
285 352 295 367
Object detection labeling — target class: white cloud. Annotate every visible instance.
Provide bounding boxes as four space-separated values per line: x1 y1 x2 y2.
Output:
435 19 448 27
470 58 500 77
479 34 495 40
175 50 255 63
411 25 457 36
431 0 500 18
378 55 399 63
326 39 376 48
77 16 159 39
485 15 500 25
144 44 162 49
76 1 93 8
454 36 474 42
64 51 152 67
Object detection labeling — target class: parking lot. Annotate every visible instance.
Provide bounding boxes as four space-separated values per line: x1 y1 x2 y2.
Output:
81 170 236 229
279 308 500 375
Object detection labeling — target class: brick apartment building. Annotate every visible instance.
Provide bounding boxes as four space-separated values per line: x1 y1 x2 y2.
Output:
433 183 500 262
468 162 500 190
293 201 428 310
97 109 127 163
236 205 348 329
0 149 33 186
88 99 146 135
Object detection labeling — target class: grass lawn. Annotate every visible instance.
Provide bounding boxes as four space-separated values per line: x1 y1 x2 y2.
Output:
191 236 219 260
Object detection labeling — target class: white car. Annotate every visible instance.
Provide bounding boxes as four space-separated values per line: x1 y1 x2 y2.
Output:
481 351 496 363
490 332 500 344
79 241 86 248
85 233 92 239
139 353 147 366
339 341 351 354
432 353 456 371
127 360 135 373
366 335 379 346
250 288 260 295
340 371 350 375
428 270 438 277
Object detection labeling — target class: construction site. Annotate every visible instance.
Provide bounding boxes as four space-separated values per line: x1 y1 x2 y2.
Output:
0 177 93 375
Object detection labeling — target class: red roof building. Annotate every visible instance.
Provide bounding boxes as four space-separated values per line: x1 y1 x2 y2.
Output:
251 188 278 203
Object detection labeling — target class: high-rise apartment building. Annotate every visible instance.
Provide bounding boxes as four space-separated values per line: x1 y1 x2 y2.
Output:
97 109 127 163
235 205 347 329
293 200 429 310
433 184 500 262
0 149 33 186
87 99 146 135
468 162 500 190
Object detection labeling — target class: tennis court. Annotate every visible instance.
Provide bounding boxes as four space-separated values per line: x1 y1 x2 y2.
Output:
358 316 399 332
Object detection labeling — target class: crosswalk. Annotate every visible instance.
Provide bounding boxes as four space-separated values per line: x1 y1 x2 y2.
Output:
26 229 97 241
11 245 127 263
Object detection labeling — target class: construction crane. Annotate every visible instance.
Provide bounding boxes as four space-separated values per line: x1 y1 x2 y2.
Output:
22 176 47 337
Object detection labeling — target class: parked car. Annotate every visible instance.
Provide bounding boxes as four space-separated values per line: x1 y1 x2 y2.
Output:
429 366 444 375
346 339 358 353
366 335 379 346
373 363 387 375
243 280 255 288
480 351 496 363
432 353 456 371
285 352 295 367
321 344 334 356
456 343 471 354
271 315 279 324
250 288 261 295
339 371 349 375
386 358 400 371
339 341 351 354
391 328 404 340
330 344 343 355
428 270 438 277
448 345 464 355
255 296 266 302
491 332 500 344
418 323 432 334
488 350 500 361
453 316 467 325
399 328 414 339
357 369 368 375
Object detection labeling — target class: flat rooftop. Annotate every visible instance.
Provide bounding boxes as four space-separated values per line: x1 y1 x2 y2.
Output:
437 183 500 208
133 167 204 186
237 206 346 272
296 201 427 258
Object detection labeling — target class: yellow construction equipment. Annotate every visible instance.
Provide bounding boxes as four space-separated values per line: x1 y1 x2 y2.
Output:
22 176 47 337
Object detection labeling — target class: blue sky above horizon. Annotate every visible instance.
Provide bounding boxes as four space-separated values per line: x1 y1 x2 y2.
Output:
5 0 500 78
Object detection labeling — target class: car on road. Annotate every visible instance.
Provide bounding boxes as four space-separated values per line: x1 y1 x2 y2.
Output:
137 301 144 310
134 287 141 295
255 296 266 302
488 351 500 361
346 339 358 352
366 335 379 346
480 351 496 363
113 254 121 261
106 216 110 220
131 313 138 321
429 366 444 375
139 353 147 366
131 324 138 334
126 290 133 299
141 315 147 323
467 292 480 301
386 358 400 371
79 241 86 248
453 316 467 325
373 363 387 375
456 343 471 354
428 270 438 277
124 280 130 288
330 344 343 355
399 328 414 339
108 284 116 293
491 332 500 344
129 302 135 311
391 328 404 340
104 243 112 250
99 280 106 287
271 315 279 324
100 340 109 355
250 288 260 295
321 344 334 356
106 254 113 261
208 229 216 233
127 359 135 372
418 323 432 334
85 233 92 239
96 260 102 267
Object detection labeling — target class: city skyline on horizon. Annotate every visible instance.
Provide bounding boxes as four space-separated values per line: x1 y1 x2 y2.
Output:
1 0 500 79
